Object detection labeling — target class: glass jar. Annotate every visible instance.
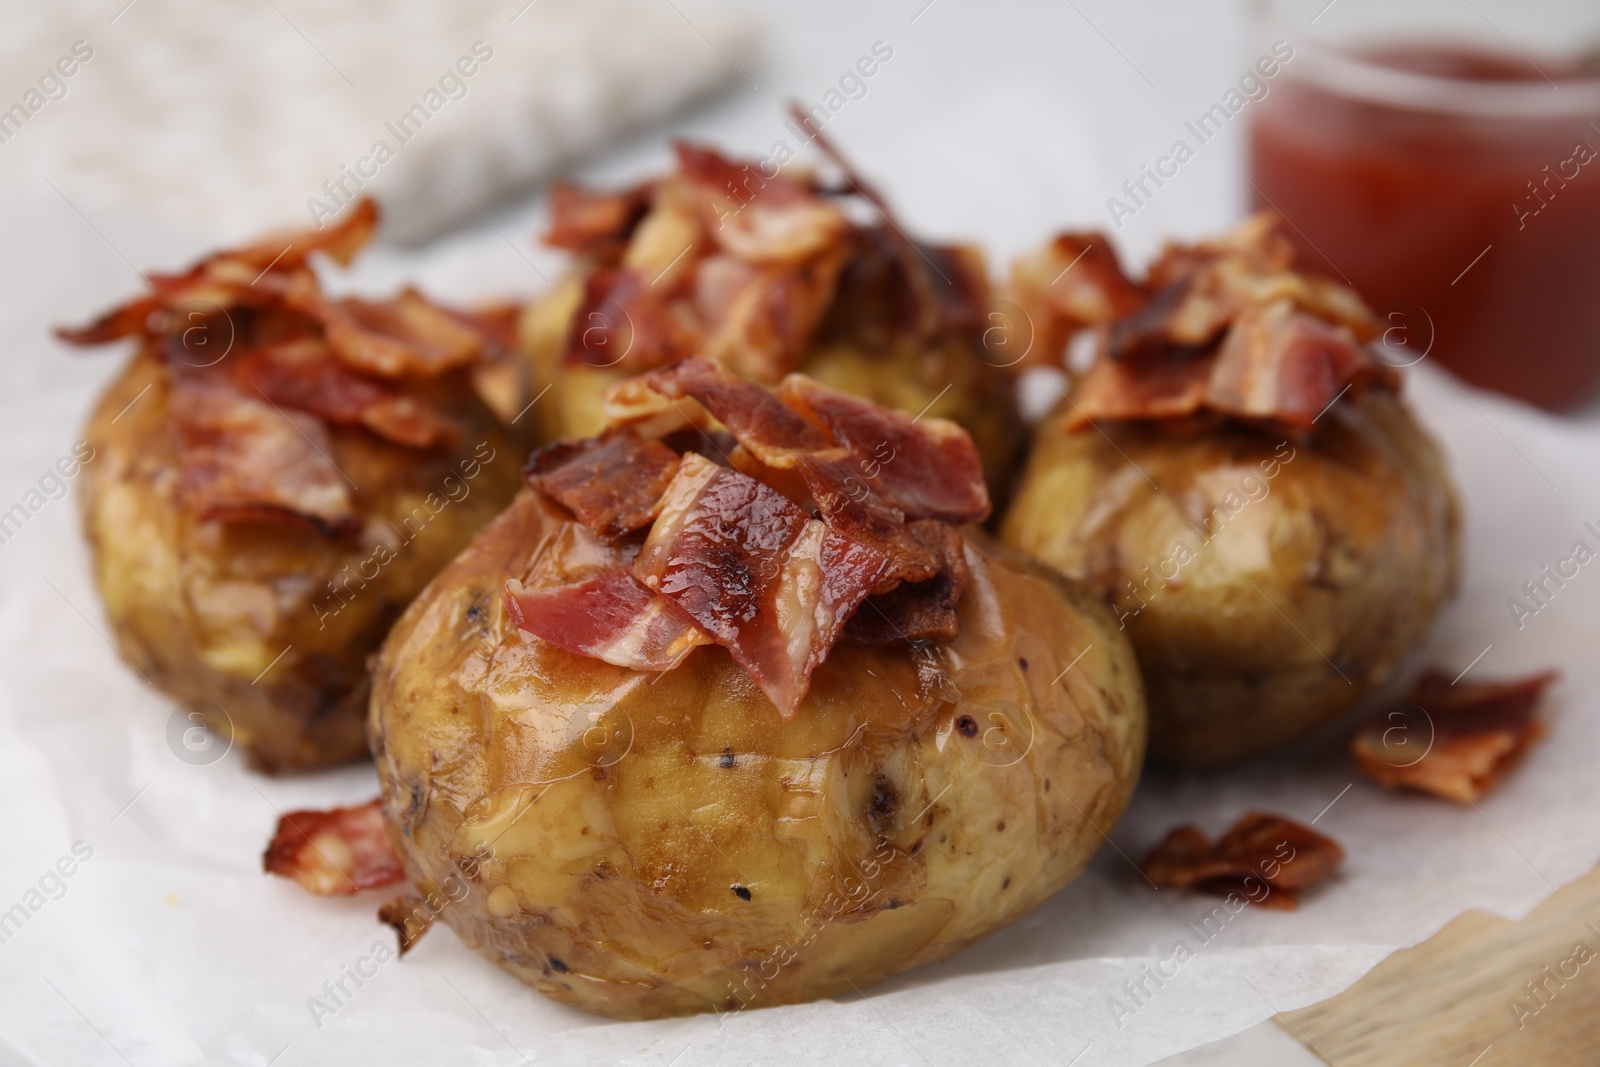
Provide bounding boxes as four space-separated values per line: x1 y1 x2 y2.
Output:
1248 0 1600 411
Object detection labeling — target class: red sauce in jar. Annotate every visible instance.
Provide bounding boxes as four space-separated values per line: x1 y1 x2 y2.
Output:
1249 44 1600 411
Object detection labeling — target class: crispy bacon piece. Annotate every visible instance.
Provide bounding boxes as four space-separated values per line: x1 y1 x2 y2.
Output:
505 569 711 672
169 376 357 535
1352 670 1557 803
521 358 984 708
648 356 956 581
1209 301 1398 426
564 267 700 371
263 798 405 897
1142 811 1345 911
847 521 970 644
544 180 655 258
299 288 491 379
525 431 682 539
649 355 832 458
1005 233 1146 368
634 453 889 717
378 895 438 955
1068 300 1395 432
697 252 850 382
232 344 457 449
54 295 162 346
674 142 849 266
56 199 510 534
1029 213 1397 433
779 376 990 524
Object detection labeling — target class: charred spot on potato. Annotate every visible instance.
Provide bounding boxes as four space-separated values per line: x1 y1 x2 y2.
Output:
868 775 897 830
1044 779 1052 792
1018 657 1029 671
956 714 979 738
1001 877 1011 890
731 885 753 901
718 749 737 769
996 821 1006 832
886 898 903 909
549 958 569 973
465 603 484 622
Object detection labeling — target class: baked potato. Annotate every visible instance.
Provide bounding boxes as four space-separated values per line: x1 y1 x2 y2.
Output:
521 138 1022 494
364 359 1145 1018
999 215 1460 767
65 201 526 771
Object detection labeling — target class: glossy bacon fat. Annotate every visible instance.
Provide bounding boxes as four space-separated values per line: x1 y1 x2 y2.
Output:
57 200 512 535
1005 213 1398 434
509 357 990 718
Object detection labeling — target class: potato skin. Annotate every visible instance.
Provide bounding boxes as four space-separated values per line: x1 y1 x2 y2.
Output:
520 275 1024 496
80 350 524 772
1000 392 1460 767
370 490 1145 1019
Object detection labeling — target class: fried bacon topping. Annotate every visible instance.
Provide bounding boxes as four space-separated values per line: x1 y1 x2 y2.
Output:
57 199 512 535
1004 213 1397 433
1352 670 1557 803
507 357 988 718
549 138 989 383
1142 811 1345 911
263 799 406 897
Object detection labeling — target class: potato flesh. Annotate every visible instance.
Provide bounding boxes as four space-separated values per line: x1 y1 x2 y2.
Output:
1000 392 1460 767
371 491 1145 1018
79 351 525 771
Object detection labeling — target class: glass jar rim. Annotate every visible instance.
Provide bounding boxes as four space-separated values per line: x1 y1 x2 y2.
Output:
1269 22 1600 118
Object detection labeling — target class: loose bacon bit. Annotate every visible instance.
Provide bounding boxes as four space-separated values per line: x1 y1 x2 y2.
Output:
169 376 358 535
779 376 991 524
1142 811 1345 911
1352 670 1557 803
544 180 656 258
525 431 682 540
505 569 712 672
264 799 405 897
378 895 437 955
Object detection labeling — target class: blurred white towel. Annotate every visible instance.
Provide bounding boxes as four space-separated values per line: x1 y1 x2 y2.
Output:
0 0 756 244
